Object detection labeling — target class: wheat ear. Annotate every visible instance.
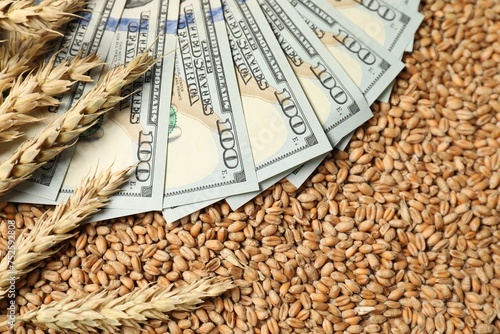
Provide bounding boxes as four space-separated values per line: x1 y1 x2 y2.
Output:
13 277 235 333
0 164 132 300
0 0 85 36
0 51 156 197
0 52 102 142
0 0 86 87
0 34 57 93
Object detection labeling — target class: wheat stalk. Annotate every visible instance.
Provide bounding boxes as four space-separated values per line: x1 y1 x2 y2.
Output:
0 52 102 141
12 277 234 333
0 164 132 300
0 0 85 36
0 51 157 197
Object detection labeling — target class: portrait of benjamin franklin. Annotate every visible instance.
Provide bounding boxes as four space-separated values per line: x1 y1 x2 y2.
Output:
125 0 153 8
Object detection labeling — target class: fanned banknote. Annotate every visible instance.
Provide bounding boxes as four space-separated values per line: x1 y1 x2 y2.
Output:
223 0 332 186
259 0 373 189
259 0 372 148
12 0 127 200
163 198 220 223
163 0 259 207
2 0 424 221
324 0 424 56
289 0 404 105
164 164 282 220
323 0 423 102
286 154 326 188
396 0 421 52
56 0 180 211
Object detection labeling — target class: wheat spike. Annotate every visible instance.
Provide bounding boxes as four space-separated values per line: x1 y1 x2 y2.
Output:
12 277 234 333
0 165 132 300
0 52 102 141
0 114 39 142
0 51 156 197
0 0 86 89
0 0 85 36
0 34 56 93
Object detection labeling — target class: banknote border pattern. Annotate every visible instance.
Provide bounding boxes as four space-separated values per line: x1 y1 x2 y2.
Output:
293 0 394 97
201 0 247 184
31 0 118 187
164 0 254 197
226 0 322 172
261 0 362 135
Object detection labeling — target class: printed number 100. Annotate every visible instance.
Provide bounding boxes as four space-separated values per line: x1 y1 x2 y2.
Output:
217 119 240 169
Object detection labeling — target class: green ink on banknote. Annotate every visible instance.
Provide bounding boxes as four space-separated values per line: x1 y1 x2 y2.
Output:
169 105 177 135
80 115 104 140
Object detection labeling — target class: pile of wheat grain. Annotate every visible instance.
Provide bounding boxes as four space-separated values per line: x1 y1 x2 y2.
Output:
0 0 499 333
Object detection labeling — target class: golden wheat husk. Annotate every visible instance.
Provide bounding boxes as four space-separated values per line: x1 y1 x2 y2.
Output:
0 34 56 93
0 52 102 141
0 0 86 90
0 0 85 37
0 51 157 197
0 114 39 142
0 165 132 300
13 277 234 333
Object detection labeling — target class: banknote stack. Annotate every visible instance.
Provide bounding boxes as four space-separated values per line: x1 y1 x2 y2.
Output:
1 0 424 222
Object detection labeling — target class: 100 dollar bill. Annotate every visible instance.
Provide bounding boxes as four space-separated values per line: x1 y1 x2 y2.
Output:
325 0 424 56
163 0 258 207
324 0 423 102
163 198 219 223
398 0 421 52
260 0 372 147
289 0 404 105
14 0 127 200
223 0 332 184
259 0 373 189
57 0 179 211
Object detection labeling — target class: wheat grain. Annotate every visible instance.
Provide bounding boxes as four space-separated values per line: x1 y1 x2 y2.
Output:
0 165 131 300
0 52 102 141
1 0 499 333
0 51 156 197
11 277 234 333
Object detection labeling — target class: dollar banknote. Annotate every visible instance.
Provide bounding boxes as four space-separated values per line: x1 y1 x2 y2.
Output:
323 0 423 102
163 198 220 223
1 188 160 222
11 0 127 200
163 0 259 207
286 154 326 188
288 0 404 105
259 0 372 148
165 162 294 219
336 133 351 151
223 0 332 186
399 0 421 52
324 0 424 56
257 0 373 189
56 0 180 211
